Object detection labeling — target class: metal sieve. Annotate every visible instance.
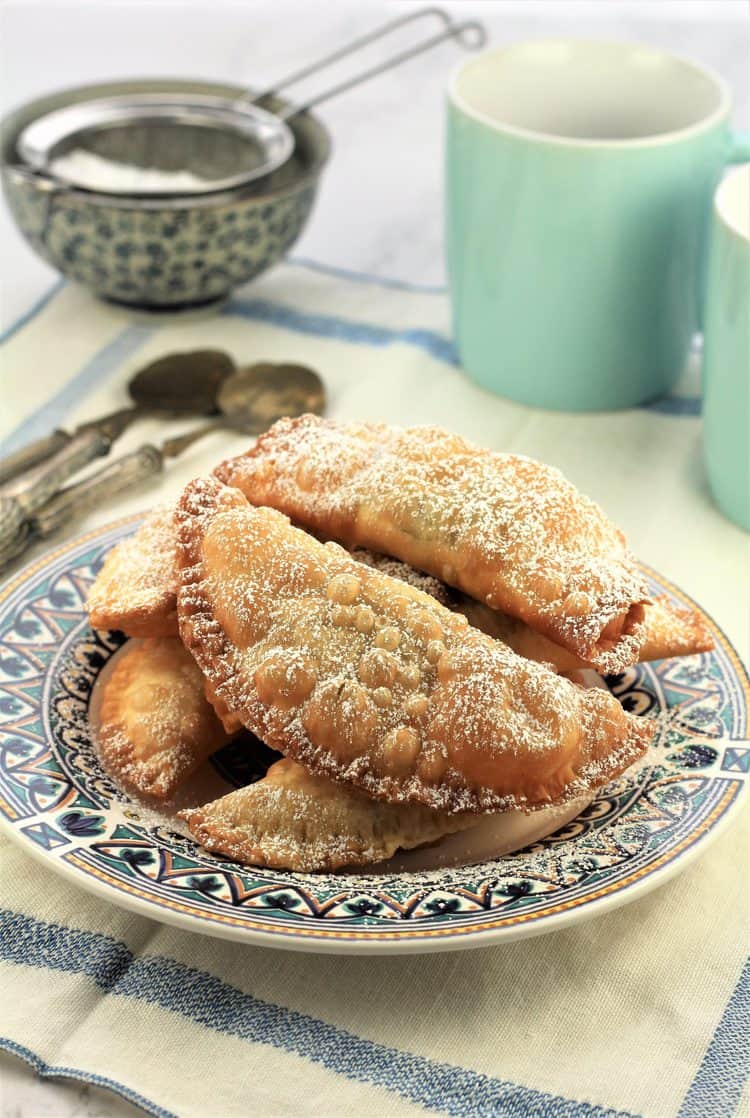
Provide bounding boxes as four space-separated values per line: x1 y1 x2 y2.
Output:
15 8 486 197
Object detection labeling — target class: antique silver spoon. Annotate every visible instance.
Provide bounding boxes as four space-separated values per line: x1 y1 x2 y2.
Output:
0 348 235 487
0 362 325 567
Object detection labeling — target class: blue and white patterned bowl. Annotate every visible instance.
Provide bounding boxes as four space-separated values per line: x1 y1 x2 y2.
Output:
0 518 747 954
1 80 331 308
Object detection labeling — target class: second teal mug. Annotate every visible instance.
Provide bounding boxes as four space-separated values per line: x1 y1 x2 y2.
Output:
446 40 750 411
703 162 750 532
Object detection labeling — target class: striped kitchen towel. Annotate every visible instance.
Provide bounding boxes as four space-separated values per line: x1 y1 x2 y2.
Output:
0 261 748 1118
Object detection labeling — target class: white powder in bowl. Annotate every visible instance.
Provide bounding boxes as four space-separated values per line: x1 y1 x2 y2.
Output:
50 148 213 194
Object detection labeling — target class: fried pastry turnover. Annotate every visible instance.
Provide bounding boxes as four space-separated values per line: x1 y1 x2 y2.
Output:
181 758 473 872
454 594 714 674
86 505 713 667
176 478 653 813
203 676 245 735
98 637 233 798
356 554 713 672
87 505 178 637
216 417 651 672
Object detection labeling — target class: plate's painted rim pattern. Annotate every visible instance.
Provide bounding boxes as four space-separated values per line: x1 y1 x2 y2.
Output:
0 517 748 953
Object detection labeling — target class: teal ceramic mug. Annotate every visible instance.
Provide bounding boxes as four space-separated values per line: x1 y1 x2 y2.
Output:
703 162 749 532
446 40 750 411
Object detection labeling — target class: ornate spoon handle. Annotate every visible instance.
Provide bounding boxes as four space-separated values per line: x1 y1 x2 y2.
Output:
3 429 111 511
0 518 31 571
0 429 111 553
31 445 164 538
0 496 26 549
0 429 71 487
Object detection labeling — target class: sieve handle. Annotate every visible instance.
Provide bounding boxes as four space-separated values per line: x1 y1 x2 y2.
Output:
244 7 486 122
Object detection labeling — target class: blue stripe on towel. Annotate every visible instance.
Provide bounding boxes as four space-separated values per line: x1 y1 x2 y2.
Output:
0 1037 177 1118
0 324 154 458
677 955 750 1118
223 295 459 366
0 280 700 464
0 279 66 344
224 296 702 418
0 909 640 1118
289 256 449 294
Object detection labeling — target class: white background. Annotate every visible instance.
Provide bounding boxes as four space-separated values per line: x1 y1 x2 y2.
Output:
1 2 749 1115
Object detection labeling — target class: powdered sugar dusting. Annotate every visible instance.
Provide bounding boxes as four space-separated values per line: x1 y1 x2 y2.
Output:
87 502 710 670
352 549 452 605
181 757 473 872
175 477 652 816
87 504 179 637
216 417 650 670
97 637 230 798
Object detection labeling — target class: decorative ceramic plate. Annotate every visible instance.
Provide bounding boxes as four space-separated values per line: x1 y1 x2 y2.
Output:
0 518 748 954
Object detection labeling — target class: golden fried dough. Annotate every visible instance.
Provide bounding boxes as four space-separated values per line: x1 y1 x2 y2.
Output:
203 675 245 735
175 479 652 814
457 594 714 674
358 553 713 671
216 417 650 671
87 506 179 638
87 504 713 667
98 637 233 798
181 757 473 872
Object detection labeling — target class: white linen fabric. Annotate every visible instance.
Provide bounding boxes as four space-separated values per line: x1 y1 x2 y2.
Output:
0 262 747 1118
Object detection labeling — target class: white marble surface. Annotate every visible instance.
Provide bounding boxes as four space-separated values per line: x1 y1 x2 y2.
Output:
0 2 748 1115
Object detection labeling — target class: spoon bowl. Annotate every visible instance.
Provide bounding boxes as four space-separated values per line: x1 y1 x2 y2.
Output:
218 362 326 434
129 349 235 415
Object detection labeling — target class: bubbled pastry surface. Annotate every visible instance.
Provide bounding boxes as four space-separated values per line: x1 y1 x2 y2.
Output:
175 479 652 814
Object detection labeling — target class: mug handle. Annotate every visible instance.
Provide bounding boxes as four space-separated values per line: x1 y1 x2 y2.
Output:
729 132 750 162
